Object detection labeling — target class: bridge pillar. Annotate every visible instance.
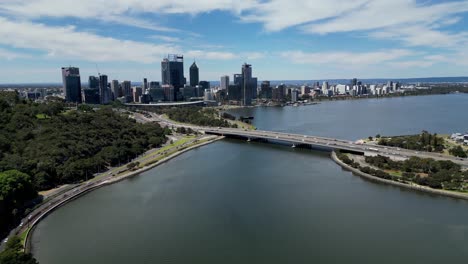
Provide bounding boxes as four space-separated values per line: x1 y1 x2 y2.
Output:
292 144 296 148
247 137 251 142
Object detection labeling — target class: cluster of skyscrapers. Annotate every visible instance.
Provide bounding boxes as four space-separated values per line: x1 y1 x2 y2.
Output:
61 58 405 106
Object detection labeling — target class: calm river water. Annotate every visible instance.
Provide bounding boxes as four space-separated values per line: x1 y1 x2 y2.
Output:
32 94 468 264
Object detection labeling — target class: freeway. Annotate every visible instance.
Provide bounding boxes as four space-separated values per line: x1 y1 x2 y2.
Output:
144 113 468 168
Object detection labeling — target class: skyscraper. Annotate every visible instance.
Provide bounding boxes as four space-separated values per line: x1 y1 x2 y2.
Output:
190 61 199 87
220 75 229 90
121 81 132 103
88 76 99 89
61 67 82 103
242 63 254 106
111 80 120 100
99 75 109 104
143 78 148 92
161 54 184 101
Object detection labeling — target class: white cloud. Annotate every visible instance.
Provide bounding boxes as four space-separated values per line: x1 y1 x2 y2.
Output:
0 17 240 63
279 49 414 65
0 0 256 31
0 17 176 63
185 50 236 60
0 48 28 60
149 35 182 43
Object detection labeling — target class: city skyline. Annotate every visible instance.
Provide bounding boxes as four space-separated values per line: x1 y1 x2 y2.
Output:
1 0 468 83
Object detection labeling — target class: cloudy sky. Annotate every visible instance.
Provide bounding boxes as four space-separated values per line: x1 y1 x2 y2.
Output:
0 0 468 83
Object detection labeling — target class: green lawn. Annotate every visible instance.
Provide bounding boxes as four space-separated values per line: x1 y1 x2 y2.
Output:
35 113 48 119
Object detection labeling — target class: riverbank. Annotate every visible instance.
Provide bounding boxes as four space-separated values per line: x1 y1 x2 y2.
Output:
331 151 468 201
23 135 224 253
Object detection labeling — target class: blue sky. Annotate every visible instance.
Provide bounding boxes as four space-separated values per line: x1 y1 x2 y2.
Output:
0 0 468 83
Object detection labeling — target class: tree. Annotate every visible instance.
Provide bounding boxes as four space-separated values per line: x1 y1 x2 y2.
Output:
0 236 39 264
449 146 467 158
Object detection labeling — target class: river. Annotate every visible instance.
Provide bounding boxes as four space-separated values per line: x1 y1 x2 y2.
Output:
32 94 468 263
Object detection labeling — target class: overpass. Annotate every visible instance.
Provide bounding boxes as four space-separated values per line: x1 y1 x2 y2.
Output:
140 113 468 167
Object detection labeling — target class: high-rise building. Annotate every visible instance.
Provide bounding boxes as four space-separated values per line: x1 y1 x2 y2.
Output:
161 54 184 101
162 85 175 101
190 62 199 87
260 81 272 99
228 84 241 101
220 75 229 90
111 80 120 100
143 78 148 92
241 63 254 106
61 67 82 103
199 81 210 89
322 81 329 95
149 81 160 89
99 75 109 104
88 76 99 89
132 87 143 103
121 81 132 102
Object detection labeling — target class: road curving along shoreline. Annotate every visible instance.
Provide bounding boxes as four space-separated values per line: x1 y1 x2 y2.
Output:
24 135 224 253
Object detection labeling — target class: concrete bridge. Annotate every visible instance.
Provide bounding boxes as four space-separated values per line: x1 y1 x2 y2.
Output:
141 113 468 167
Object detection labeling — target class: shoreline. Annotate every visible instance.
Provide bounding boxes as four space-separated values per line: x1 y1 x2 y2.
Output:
24 135 224 253
331 151 468 201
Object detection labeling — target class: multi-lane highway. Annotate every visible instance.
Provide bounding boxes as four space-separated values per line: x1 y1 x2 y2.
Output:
145 113 468 167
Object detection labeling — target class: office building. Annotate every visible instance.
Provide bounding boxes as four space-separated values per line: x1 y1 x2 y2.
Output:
132 87 143 103
61 67 82 103
291 89 298 102
111 80 120 100
162 85 175 101
241 63 255 106
99 75 110 104
220 75 229 90
181 85 197 99
148 87 165 102
322 81 329 95
260 81 272 99
149 81 160 89
121 81 132 102
190 62 199 87
161 54 184 101
228 84 241 101
199 81 210 89
88 76 99 89
143 78 148 92
82 89 100 104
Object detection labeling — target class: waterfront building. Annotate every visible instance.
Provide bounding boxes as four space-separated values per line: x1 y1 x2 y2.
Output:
228 84 241 101
291 89 298 102
322 81 329 95
241 63 257 106
260 81 272 99
61 67 82 103
190 62 199 87
162 54 184 101
301 85 311 95
220 75 229 90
